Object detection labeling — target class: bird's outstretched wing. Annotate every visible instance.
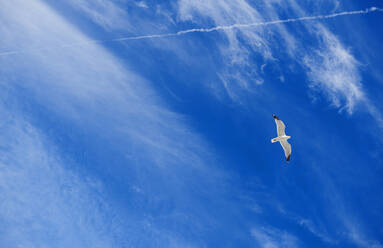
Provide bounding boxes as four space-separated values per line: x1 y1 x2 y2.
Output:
273 115 286 137
280 140 291 162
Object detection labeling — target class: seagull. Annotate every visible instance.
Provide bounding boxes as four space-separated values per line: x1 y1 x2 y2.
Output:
271 114 291 162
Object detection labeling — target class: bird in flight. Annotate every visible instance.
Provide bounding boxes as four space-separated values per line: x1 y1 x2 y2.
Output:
271 114 292 162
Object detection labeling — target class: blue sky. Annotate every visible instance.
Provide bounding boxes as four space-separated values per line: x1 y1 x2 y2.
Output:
0 0 383 247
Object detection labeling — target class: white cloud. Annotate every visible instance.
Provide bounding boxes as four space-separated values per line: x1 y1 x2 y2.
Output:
136 1 148 9
310 165 382 248
2 0 376 115
263 0 369 114
0 0 222 246
296 218 335 244
251 227 299 248
332 0 341 12
303 26 364 113
175 0 378 113
156 5 176 25
278 0 367 114
66 0 131 30
177 0 272 98
347 226 383 248
0 105 204 247
1 0 376 115
0 106 114 247
336 210 383 248
0 0 214 170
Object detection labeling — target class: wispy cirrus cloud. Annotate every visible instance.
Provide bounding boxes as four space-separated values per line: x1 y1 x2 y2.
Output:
251 227 299 248
175 0 380 112
296 218 335 244
64 0 132 30
2 2 376 115
0 106 114 247
347 225 383 248
177 0 271 97
0 0 225 246
0 0 211 171
274 0 364 114
303 26 364 113
136 1 149 9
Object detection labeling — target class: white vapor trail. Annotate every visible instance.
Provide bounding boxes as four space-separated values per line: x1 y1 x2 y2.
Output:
1 7 382 56
115 7 382 41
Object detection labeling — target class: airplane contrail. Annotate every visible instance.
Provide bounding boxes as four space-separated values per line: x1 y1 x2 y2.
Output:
1 7 382 56
114 7 382 41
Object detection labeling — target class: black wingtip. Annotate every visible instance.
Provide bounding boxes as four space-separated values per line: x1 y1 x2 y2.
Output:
273 114 279 120
286 155 291 162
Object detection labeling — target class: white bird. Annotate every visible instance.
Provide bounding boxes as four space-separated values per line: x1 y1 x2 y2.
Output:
271 114 291 162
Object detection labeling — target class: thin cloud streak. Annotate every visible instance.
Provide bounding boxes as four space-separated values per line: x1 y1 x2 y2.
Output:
116 7 382 40
0 7 381 56
172 7 381 36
